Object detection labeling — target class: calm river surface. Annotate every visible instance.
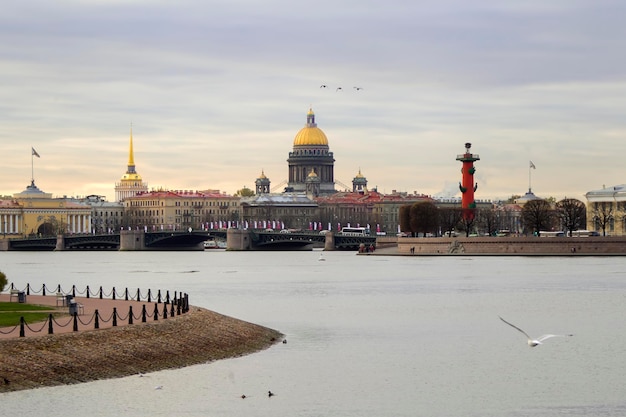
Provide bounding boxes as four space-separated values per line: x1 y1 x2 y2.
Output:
1 250 626 416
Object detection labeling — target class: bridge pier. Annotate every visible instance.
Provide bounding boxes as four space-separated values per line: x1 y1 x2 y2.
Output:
55 235 65 251
324 232 335 251
120 230 146 251
226 228 251 251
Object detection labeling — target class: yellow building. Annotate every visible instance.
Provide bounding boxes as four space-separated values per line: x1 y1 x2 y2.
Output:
123 189 241 230
1 181 92 238
585 184 626 236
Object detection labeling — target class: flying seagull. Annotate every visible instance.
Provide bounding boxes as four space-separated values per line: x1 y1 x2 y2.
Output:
499 316 573 347
320 85 327 88
353 86 363 90
336 87 343 91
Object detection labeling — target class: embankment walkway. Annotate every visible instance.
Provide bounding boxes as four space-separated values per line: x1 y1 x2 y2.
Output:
0 293 181 339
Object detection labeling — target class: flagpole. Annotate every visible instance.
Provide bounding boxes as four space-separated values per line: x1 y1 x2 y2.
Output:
31 148 34 183
528 163 531 192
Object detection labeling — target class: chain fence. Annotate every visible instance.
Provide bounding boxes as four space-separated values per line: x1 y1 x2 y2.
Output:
0 283 189 338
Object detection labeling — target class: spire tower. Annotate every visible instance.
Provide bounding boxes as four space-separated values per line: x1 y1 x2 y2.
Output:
115 126 148 202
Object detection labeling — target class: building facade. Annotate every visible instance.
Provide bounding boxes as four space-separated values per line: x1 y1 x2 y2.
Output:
585 184 626 236
123 189 240 230
1 181 92 237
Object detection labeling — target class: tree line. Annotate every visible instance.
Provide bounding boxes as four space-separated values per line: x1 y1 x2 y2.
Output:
399 198 590 237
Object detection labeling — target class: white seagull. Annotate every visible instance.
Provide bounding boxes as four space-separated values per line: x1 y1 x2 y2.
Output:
499 316 573 347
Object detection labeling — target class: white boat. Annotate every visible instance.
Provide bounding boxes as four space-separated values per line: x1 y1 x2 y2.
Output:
204 240 218 249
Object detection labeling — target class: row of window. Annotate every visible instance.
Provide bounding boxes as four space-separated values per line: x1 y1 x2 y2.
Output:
127 200 237 207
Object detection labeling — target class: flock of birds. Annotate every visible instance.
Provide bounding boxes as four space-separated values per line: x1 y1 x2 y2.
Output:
320 85 363 92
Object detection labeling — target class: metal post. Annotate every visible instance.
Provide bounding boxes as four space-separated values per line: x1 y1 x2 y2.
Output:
19 317 25 337
141 305 147 323
48 314 53 334
112 307 118 327
94 309 99 329
153 303 159 321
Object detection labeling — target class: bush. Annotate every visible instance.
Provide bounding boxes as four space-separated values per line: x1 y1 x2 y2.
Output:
0 271 7 293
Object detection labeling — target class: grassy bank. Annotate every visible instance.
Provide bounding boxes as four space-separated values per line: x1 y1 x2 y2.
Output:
0 307 283 392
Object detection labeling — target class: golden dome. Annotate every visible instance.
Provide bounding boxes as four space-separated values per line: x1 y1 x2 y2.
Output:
307 168 318 178
294 127 328 146
293 108 329 146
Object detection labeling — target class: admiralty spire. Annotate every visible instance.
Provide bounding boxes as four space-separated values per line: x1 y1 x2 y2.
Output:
115 127 148 202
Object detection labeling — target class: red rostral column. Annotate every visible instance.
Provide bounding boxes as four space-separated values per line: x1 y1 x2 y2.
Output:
456 142 480 220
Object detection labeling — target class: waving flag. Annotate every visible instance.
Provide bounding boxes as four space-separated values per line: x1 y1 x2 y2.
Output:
32 147 40 158
529 161 536 169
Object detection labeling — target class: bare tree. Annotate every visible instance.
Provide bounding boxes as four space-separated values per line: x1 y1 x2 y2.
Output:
439 207 463 236
475 206 499 236
555 198 587 236
457 211 477 237
590 201 614 236
521 199 554 235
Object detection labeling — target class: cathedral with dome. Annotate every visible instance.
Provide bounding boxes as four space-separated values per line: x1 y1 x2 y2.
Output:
286 108 336 195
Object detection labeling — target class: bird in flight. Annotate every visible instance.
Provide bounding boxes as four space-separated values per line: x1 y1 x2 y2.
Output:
320 85 327 88
336 87 343 92
499 316 573 347
353 86 363 91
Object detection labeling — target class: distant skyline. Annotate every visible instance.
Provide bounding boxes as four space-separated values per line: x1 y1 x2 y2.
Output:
2 0 626 203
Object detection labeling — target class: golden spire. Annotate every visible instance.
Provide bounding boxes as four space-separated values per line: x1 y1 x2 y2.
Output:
128 124 135 167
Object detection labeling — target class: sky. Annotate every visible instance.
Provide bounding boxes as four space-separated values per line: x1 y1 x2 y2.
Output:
2 0 626 203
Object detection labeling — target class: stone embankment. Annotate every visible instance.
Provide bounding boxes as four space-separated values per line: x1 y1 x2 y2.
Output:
0 307 282 392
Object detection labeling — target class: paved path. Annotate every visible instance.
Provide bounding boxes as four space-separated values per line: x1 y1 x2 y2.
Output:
0 292 180 339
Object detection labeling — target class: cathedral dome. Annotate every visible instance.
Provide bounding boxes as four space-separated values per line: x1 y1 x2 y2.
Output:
293 108 329 146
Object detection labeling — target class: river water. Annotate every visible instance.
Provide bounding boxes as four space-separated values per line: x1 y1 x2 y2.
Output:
1 250 626 417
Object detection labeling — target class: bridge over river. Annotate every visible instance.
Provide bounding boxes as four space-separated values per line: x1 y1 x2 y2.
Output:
1 229 376 251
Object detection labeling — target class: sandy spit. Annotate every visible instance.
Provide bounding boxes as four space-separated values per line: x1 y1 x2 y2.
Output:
0 307 283 392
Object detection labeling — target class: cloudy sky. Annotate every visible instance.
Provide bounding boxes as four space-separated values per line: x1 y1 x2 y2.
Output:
2 0 625 202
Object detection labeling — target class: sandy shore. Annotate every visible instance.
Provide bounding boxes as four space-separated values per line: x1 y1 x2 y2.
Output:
0 306 283 392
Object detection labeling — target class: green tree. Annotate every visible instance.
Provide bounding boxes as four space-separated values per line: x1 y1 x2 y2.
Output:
409 202 439 237
235 186 255 197
0 271 7 293
399 204 411 235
